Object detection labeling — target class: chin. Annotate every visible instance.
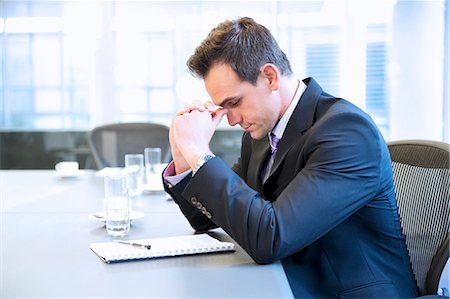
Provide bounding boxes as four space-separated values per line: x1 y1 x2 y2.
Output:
250 131 266 140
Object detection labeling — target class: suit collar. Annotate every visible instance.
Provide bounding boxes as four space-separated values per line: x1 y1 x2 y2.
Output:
264 77 323 184
245 77 324 191
287 77 323 134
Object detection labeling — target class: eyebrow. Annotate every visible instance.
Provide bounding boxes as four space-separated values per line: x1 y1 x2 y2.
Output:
217 96 240 107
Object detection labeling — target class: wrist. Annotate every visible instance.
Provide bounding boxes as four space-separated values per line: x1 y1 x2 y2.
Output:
174 163 191 175
172 154 191 175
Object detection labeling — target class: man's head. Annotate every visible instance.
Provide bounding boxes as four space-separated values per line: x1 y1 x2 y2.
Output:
187 17 295 140
187 17 292 84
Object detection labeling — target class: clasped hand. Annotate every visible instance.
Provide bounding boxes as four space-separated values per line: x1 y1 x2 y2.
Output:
170 100 227 174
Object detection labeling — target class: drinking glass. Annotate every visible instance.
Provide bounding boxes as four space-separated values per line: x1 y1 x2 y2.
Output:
104 174 130 236
125 154 144 197
144 147 162 185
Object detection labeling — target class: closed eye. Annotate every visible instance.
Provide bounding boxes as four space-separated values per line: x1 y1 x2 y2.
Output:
218 96 242 109
225 98 241 108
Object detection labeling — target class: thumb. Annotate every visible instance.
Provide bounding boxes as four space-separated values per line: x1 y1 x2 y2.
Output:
211 108 227 127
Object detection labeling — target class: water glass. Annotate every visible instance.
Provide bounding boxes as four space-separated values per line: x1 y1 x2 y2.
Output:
104 175 130 237
144 147 161 185
125 154 144 197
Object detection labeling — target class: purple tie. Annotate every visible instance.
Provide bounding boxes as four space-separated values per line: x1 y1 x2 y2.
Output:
270 135 280 155
263 134 280 182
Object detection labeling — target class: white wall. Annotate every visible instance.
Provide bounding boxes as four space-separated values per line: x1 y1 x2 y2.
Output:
389 0 445 141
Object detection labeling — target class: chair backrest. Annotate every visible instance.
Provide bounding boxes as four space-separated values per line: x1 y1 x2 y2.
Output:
87 122 171 169
388 139 449 295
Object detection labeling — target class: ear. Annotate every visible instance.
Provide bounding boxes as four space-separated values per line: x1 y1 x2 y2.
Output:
260 63 280 91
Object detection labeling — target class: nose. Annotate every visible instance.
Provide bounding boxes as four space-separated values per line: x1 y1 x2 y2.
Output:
227 109 242 127
226 110 241 127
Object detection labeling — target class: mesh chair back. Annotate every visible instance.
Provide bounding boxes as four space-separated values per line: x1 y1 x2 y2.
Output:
388 140 449 295
87 122 171 169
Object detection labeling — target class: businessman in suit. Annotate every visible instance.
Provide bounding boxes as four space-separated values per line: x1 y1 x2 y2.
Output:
164 17 418 298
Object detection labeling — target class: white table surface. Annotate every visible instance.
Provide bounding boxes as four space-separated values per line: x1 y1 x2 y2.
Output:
0 170 294 298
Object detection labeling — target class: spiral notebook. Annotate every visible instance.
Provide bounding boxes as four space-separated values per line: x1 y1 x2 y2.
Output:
90 233 235 263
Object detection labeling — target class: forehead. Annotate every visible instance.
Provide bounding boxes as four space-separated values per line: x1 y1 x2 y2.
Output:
204 63 246 106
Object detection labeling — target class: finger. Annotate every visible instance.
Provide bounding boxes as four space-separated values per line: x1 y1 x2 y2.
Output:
176 107 191 116
190 100 206 111
211 107 227 126
176 102 207 116
211 107 227 118
186 103 206 112
204 101 220 113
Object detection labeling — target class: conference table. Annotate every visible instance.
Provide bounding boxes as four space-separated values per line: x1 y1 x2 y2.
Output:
1 170 294 298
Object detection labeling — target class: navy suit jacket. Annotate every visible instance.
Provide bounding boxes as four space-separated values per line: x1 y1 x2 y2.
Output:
165 78 418 298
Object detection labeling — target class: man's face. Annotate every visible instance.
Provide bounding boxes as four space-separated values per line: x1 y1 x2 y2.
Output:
204 63 281 140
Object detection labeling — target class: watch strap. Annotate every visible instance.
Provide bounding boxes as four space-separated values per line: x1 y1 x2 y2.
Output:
192 153 215 175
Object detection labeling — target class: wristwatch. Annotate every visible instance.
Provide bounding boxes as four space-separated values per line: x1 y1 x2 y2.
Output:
192 153 215 175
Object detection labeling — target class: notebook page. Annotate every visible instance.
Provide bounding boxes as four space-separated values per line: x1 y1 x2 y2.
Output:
90 234 235 263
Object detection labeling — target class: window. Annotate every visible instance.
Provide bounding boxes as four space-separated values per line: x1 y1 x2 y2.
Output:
0 0 447 142
1 2 97 128
366 41 388 135
366 24 388 136
306 43 340 96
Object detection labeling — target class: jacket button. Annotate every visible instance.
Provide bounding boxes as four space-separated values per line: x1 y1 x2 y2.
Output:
196 202 202 209
206 212 212 219
201 207 207 214
191 197 197 205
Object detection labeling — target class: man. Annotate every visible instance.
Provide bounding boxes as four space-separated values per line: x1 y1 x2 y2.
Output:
163 17 418 298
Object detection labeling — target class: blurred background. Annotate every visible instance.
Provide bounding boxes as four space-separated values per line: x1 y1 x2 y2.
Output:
0 0 448 168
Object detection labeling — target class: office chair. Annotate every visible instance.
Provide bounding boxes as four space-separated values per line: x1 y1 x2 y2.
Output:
388 140 449 297
87 122 171 169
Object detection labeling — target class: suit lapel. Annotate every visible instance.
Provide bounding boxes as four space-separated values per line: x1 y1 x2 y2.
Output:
247 137 270 191
264 78 323 183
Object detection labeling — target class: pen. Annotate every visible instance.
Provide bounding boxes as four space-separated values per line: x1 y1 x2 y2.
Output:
114 240 151 250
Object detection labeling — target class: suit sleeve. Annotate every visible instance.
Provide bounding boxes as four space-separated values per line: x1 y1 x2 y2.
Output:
164 172 218 232
173 111 385 264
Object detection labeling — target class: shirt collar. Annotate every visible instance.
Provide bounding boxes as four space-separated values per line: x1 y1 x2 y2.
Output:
270 79 306 140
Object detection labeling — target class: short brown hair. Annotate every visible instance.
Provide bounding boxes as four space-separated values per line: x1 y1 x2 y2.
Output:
187 17 293 85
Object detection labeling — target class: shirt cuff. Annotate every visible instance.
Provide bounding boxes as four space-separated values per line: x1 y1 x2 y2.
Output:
163 161 191 187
